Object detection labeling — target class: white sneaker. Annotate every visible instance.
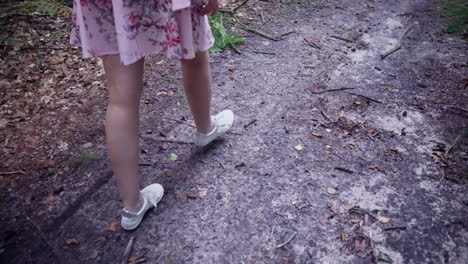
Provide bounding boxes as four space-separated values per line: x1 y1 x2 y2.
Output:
121 184 164 231
194 110 234 146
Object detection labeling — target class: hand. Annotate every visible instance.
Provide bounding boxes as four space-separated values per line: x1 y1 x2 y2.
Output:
199 0 218 16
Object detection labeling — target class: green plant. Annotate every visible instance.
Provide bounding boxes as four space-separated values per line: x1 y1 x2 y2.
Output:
436 2 468 34
0 0 72 17
209 13 245 52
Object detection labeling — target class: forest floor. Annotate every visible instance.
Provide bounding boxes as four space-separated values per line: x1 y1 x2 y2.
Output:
1 0 467 263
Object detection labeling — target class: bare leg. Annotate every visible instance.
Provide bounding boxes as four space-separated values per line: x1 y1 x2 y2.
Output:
102 55 144 212
181 51 214 134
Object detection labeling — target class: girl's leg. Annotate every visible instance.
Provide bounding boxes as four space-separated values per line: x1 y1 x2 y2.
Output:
181 51 214 134
101 55 144 212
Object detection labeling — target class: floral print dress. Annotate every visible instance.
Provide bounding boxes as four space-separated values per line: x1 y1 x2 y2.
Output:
70 0 214 65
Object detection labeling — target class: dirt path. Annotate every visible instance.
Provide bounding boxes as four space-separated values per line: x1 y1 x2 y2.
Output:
2 0 467 263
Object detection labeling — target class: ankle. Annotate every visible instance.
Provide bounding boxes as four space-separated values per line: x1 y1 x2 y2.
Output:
197 118 215 134
124 195 144 213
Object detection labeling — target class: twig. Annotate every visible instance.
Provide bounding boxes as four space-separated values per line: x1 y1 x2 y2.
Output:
233 0 249 13
164 118 196 128
320 110 334 123
303 38 321 50
143 136 193 145
384 226 407 231
231 45 242 54
122 236 136 264
238 26 280 41
447 105 468 113
311 87 355 94
138 163 152 167
346 92 382 104
280 31 296 38
276 232 297 248
330 35 353 43
244 119 258 129
381 26 412 60
0 170 26 175
334 167 354 174
252 50 276 55
260 10 265 24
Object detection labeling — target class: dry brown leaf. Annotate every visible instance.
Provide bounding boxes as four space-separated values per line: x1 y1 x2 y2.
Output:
348 142 359 148
329 204 337 213
227 65 235 71
187 194 198 199
339 111 346 118
294 144 303 151
379 216 391 224
129 256 139 262
83 142 93 148
175 194 182 201
165 170 174 177
108 222 118 232
343 204 354 210
351 218 361 223
327 187 337 195
65 238 78 245
340 232 346 241
311 133 323 138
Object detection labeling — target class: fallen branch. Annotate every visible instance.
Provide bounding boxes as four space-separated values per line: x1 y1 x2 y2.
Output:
238 26 280 41
122 236 136 264
276 232 297 248
330 35 353 43
447 105 468 114
280 31 297 38
381 26 412 60
312 87 355 94
164 118 196 128
303 38 321 50
0 170 26 175
143 136 193 145
252 50 276 55
384 226 407 231
244 119 258 129
334 167 354 174
320 110 335 123
346 92 382 104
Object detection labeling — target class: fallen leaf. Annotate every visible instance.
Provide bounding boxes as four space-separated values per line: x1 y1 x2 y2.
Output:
229 75 235 80
327 187 337 195
167 91 174 96
368 164 381 170
170 153 178 161
351 218 361 223
36 210 45 216
83 142 93 148
108 222 118 232
47 159 56 166
325 145 332 149
198 189 208 197
295 145 303 151
253 147 260 152
349 142 359 148
343 204 354 210
175 194 182 201
187 194 198 199
340 232 346 241
329 204 337 213
311 133 323 138
227 65 235 71
47 193 55 202
65 238 78 245
128 256 138 262
379 216 391 224
161 143 169 150
290 20 299 24
339 111 346 118
159 130 168 137
165 170 174 177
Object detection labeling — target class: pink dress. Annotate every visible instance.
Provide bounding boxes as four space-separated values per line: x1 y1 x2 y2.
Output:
70 0 214 65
